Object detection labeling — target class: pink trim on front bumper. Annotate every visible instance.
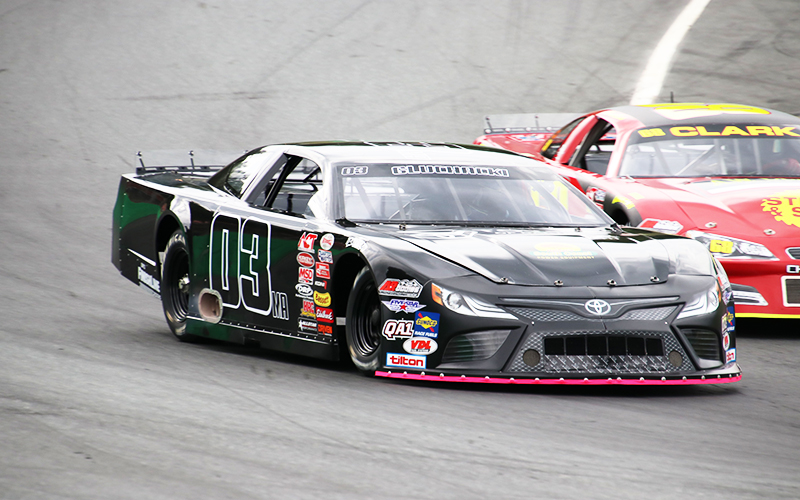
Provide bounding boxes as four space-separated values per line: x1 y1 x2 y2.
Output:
374 371 742 385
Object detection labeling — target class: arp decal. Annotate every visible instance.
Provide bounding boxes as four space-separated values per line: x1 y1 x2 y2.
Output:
318 249 333 263
414 312 439 337
316 262 330 280
314 291 331 307
298 232 318 252
381 299 425 314
272 291 289 320
403 337 438 355
530 243 595 260
298 267 314 284
209 214 273 315
381 319 414 340
316 307 334 323
378 278 423 298
391 165 509 177
761 190 800 229
320 233 335 251
386 353 426 369
297 252 314 267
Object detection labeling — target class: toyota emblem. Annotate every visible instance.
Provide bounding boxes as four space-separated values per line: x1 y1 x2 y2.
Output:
585 299 611 315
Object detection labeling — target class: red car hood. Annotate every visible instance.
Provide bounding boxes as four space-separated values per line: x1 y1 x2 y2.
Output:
633 177 800 237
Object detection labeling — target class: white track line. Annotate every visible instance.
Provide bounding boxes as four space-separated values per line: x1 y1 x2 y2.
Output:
630 0 711 105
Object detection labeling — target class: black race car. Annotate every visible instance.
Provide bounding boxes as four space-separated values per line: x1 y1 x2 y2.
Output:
112 142 741 385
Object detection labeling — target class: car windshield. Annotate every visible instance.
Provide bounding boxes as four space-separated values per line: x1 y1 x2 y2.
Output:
338 163 608 226
620 124 800 178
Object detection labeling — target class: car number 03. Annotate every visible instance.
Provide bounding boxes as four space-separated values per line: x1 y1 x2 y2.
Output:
209 213 274 316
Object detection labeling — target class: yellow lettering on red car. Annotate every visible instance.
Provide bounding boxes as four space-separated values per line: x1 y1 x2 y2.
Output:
761 190 800 228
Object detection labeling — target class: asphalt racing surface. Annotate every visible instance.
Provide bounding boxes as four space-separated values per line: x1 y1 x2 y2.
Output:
2 1 799 498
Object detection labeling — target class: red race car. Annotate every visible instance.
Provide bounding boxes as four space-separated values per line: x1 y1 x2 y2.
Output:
476 103 800 320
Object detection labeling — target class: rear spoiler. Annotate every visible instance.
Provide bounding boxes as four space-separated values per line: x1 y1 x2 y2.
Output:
135 149 247 176
482 113 582 135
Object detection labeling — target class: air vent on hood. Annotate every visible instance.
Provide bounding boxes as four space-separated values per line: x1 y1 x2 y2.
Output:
787 248 800 260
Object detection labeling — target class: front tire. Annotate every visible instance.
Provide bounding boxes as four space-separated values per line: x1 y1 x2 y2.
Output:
161 230 198 342
345 267 382 373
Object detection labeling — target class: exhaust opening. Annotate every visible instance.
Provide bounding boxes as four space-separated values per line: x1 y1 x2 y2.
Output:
198 288 223 324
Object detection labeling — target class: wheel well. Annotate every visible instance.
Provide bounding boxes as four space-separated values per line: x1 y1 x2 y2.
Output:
609 210 629 226
155 215 181 264
332 253 367 357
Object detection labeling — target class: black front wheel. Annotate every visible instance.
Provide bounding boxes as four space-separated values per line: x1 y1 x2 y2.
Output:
345 267 383 373
161 230 198 342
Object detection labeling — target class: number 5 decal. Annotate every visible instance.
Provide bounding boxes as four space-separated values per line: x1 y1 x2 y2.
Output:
210 213 273 316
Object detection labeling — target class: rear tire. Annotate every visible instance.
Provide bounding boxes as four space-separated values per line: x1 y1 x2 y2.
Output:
161 230 199 342
345 267 382 373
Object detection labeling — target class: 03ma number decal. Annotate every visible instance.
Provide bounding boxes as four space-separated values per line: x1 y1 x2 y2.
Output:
209 213 274 316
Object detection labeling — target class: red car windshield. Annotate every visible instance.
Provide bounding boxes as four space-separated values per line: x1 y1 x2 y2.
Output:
620 124 800 178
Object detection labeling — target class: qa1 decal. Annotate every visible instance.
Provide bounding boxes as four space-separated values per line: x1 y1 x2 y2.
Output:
382 319 414 340
209 213 273 315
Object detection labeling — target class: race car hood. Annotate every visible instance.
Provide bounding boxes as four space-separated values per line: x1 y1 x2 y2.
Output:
634 177 800 237
395 228 671 286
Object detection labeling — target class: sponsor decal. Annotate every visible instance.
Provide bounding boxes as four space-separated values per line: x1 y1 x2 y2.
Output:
414 311 439 337
316 307 334 323
314 291 331 307
637 124 799 138
638 218 684 235
314 280 327 289
346 236 366 251
297 252 315 267
317 323 333 336
530 243 595 260
761 190 800 229
726 348 736 364
341 166 369 176
723 289 733 305
320 233 335 251
722 331 731 351
585 186 606 203
301 299 316 318
137 266 161 293
316 262 331 280
298 232 318 252
298 318 318 334
403 337 438 355
386 352 426 369
381 299 425 314
295 283 313 297
378 278 423 298
298 267 314 284
382 319 414 340
272 291 289 320
391 164 509 177
318 249 333 263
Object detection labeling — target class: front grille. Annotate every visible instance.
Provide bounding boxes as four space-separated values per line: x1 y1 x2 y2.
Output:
787 247 800 259
682 329 721 361
543 334 664 357
440 330 510 364
506 305 675 322
617 306 676 321
506 307 589 322
784 277 800 305
508 330 694 374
